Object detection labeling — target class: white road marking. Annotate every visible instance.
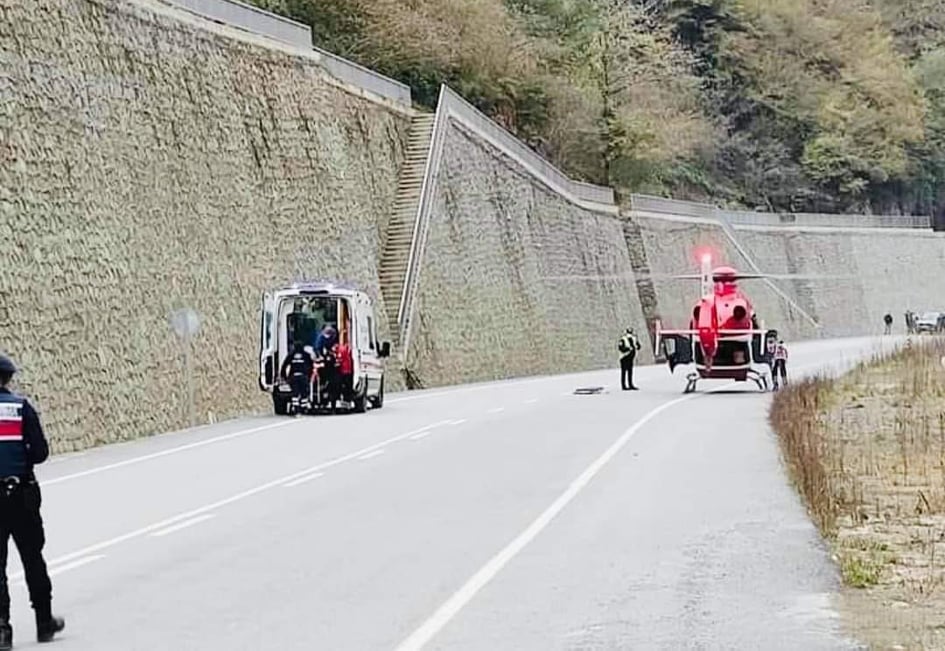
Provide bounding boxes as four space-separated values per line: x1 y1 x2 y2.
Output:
47 452 89 465
524 399 539 405
15 555 106 587
49 554 106 577
358 450 385 461
487 408 505 414
150 514 215 537
393 388 728 651
394 360 838 651
409 431 432 441
39 368 596 487
448 420 467 425
44 421 293 486
18 421 455 575
282 472 325 487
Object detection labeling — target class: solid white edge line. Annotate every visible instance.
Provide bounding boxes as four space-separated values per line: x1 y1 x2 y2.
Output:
358 450 385 460
44 421 293 486
15 555 106 587
283 472 325 488
409 431 432 441
40 366 626 486
12 421 455 578
150 514 215 537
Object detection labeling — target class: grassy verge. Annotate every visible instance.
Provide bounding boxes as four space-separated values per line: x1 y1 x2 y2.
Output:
770 337 945 649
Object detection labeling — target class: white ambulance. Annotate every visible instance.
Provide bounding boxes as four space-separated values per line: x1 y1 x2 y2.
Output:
258 281 391 415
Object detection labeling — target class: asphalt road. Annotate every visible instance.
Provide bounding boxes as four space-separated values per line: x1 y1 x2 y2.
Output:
4 337 894 650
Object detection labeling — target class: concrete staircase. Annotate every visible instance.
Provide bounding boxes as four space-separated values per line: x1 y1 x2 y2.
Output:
379 113 436 349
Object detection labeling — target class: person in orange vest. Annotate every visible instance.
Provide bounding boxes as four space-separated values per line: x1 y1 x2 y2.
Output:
772 340 788 390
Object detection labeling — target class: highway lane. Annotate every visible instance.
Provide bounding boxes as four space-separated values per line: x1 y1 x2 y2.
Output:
4 337 891 649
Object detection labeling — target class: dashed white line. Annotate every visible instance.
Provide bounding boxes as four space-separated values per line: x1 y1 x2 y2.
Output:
150 514 215 537
448 419 467 425
41 368 604 486
487 408 505 414
358 450 385 461
524 399 539 405
283 472 325 487
21 421 456 575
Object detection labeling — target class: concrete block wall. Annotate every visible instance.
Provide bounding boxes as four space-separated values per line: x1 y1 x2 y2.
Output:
4 0 945 453
631 215 819 343
406 122 649 387
733 226 945 336
1 0 410 450
632 214 945 345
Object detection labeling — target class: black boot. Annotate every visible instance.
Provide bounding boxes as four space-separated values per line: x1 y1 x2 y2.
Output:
36 615 64 643
0 620 11 651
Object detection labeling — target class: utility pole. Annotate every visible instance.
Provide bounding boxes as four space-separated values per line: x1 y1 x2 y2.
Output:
170 307 201 427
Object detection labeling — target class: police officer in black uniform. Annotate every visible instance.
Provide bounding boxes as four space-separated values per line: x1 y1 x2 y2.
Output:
280 343 314 413
0 355 64 649
618 328 642 390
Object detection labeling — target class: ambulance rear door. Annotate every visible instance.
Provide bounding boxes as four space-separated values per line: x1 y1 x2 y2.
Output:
258 290 276 391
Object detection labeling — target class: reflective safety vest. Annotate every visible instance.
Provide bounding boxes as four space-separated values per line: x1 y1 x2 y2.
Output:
619 334 639 360
0 393 27 477
287 352 311 377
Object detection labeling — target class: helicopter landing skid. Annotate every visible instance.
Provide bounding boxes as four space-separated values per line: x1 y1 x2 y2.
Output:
682 370 769 394
747 369 769 392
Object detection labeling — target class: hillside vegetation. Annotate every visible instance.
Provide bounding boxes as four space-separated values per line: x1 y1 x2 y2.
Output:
250 0 945 216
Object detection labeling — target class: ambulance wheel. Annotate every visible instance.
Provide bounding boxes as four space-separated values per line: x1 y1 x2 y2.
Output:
273 394 289 416
370 378 385 409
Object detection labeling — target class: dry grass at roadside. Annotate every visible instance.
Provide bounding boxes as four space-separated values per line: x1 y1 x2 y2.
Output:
770 337 945 649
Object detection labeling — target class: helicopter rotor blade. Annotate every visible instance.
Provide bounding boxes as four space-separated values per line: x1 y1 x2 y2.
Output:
538 271 857 282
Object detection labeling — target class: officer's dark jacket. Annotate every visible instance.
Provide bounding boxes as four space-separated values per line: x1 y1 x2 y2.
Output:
0 388 50 478
281 351 313 379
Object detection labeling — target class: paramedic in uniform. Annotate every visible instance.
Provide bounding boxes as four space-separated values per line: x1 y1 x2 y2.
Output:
0 355 64 649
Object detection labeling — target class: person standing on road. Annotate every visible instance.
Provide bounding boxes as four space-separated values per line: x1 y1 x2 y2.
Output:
280 343 314 414
0 354 64 649
772 340 788 390
618 328 641 391
884 313 893 335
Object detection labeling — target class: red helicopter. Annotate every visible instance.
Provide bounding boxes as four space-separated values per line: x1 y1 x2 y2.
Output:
654 252 780 393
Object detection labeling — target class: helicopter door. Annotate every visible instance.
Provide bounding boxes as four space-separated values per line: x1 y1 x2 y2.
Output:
258 291 276 391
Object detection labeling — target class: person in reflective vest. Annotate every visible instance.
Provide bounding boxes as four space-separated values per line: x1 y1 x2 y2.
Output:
0 354 64 648
618 328 642 391
280 343 314 413
772 340 788 390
